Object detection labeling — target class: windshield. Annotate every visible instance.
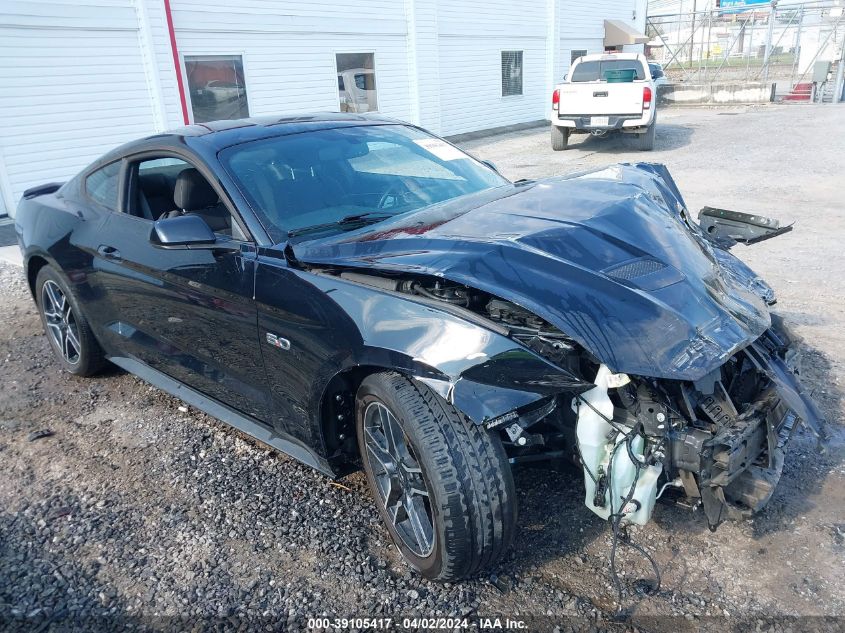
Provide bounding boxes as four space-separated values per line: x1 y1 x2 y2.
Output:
220 124 509 241
570 59 646 82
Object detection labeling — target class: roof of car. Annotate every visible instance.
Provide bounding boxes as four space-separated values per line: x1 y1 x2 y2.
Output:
166 112 399 142
576 52 644 62
96 112 406 165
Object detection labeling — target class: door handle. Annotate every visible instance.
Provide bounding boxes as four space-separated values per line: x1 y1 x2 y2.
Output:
593 91 608 97
97 245 122 261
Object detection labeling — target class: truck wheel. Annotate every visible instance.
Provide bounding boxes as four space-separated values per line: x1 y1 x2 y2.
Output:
35 265 107 376
356 372 517 581
551 125 569 151
636 116 656 151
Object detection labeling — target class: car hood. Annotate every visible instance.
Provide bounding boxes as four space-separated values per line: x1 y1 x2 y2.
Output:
292 163 773 381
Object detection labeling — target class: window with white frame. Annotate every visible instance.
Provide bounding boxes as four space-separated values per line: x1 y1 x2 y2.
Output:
184 55 249 123
501 51 523 97
336 53 378 113
571 49 588 65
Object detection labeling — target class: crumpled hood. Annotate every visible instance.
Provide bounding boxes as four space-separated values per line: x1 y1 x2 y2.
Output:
293 163 774 381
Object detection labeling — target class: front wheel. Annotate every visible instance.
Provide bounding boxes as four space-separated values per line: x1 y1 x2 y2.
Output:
356 372 517 581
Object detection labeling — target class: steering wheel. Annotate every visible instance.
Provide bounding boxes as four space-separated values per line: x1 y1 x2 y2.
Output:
377 182 424 210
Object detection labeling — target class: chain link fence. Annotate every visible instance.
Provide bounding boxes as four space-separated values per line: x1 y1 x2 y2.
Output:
646 0 845 101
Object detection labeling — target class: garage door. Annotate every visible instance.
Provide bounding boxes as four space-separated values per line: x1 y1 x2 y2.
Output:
0 1 161 210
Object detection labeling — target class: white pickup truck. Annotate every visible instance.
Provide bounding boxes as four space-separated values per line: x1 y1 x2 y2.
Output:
550 53 657 151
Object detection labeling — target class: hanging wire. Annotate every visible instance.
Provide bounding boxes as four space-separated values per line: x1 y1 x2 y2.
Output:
572 394 663 615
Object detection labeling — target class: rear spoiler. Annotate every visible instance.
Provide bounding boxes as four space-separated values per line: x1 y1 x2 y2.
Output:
698 207 793 246
23 182 64 200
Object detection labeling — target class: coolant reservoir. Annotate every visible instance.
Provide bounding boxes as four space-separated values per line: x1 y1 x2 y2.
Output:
574 365 662 525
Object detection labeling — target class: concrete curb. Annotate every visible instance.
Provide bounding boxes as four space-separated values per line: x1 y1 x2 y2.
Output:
0 245 22 267
446 120 548 144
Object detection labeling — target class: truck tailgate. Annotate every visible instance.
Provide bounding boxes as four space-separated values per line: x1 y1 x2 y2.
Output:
557 82 645 116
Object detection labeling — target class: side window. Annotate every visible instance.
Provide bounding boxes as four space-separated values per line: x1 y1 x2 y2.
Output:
501 50 524 96
130 156 244 240
132 157 190 221
336 53 378 113
184 55 249 123
85 161 122 209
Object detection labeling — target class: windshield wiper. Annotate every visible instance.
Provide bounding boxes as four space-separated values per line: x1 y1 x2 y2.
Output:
287 212 394 238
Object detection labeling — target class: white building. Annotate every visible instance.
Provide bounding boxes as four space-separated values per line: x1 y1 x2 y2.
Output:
0 0 648 216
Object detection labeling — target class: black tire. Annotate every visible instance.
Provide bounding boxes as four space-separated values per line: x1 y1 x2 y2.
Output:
35 265 106 376
551 124 569 151
636 113 656 151
356 372 517 581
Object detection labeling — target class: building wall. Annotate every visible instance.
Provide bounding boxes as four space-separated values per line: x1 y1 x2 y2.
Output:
169 0 414 125
436 0 549 136
0 0 166 211
560 0 648 75
1 0 647 214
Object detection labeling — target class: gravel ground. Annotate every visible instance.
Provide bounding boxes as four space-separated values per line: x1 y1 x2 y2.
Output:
1 104 844 632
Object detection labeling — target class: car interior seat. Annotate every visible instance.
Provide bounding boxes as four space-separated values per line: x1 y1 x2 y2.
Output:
165 168 232 234
137 172 174 221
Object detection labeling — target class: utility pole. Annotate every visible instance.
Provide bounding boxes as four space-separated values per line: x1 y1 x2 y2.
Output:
679 0 685 61
790 6 803 85
834 27 845 103
689 0 698 67
705 7 713 80
763 0 777 82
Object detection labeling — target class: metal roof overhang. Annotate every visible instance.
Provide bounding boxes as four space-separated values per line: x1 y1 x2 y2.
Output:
604 19 650 46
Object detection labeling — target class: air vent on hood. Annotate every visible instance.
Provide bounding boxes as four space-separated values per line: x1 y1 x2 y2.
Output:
605 258 666 281
603 257 684 291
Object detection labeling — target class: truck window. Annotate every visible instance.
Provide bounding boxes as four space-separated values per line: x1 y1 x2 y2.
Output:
570 60 646 82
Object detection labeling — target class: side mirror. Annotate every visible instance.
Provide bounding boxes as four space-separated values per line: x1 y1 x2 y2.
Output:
481 159 499 173
563 74 569 81
151 214 216 248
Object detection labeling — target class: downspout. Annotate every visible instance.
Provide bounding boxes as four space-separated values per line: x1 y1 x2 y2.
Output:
135 0 168 131
163 0 190 125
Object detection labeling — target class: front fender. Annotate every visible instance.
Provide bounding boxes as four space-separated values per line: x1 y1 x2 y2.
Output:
306 272 587 424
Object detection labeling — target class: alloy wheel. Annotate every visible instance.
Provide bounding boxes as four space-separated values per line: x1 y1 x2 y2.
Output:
362 401 435 557
41 280 81 365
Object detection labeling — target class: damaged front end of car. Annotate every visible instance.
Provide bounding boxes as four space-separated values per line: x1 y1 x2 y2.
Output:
292 162 827 532
567 313 826 531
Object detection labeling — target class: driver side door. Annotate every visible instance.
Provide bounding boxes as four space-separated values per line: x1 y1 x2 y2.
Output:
92 153 270 421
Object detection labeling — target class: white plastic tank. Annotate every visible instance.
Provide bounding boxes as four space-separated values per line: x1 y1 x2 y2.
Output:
573 364 662 525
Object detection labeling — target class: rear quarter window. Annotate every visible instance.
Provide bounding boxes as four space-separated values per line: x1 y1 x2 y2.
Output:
85 161 121 209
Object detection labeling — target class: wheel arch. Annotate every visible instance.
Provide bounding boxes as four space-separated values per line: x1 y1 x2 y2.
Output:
26 254 50 300
318 363 408 473
316 353 563 473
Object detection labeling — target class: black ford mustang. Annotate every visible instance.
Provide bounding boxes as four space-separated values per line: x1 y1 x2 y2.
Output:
15 113 825 583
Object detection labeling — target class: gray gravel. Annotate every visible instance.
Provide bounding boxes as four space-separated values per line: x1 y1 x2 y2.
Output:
1 105 844 631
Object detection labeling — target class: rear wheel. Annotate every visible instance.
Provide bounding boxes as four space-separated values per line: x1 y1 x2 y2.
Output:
551 124 569 151
636 114 657 151
35 266 106 376
356 372 517 581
